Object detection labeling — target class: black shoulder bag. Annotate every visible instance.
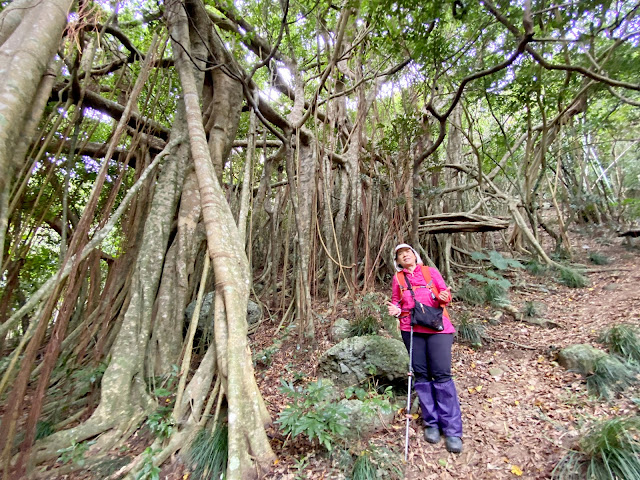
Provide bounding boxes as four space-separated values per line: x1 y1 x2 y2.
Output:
404 275 444 331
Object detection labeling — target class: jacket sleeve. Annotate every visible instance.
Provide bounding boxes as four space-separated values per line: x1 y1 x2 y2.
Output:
430 268 451 305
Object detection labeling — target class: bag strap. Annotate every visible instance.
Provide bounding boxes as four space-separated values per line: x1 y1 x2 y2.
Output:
396 267 450 318
396 267 439 299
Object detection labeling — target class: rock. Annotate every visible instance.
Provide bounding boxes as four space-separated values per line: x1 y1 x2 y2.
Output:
247 300 261 325
489 367 504 377
185 292 261 331
330 318 352 342
488 311 503 325
337 398 395 441
557 344 607 375
318 335 409 388
381 315 403 341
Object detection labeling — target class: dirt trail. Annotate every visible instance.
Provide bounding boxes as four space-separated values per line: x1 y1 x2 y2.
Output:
256 233 640 479
402 237 639 479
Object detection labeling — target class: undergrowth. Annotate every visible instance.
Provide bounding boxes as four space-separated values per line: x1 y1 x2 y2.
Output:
599 324 640 364
351 446 403 480
557 267 588 288
483 282 509 306
456 314 485 348
276 379 348 451
525 259 547 275
455 281 484 306
349 316 380 337
588 251 610 265
186 424 228 480
552 416 640 480
585 355 639 399
351 293 385 336
523 301 538 317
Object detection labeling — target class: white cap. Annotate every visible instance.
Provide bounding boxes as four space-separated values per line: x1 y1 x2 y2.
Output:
392 243 423 271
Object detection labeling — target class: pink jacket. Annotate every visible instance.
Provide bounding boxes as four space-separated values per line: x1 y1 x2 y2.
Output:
391 266 455 334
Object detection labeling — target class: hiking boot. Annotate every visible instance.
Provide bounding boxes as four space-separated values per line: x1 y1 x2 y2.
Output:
424 427 441 444
445 436 463 454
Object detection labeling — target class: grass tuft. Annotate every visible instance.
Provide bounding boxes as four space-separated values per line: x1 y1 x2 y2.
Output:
456 315 485 348
552 416 640 480
523 301 538 317
557 267 588 288
588 251 610 265
599 324 640 364
455 282 484 306
35 420 54 440
351 446 403 480
526 259 547 276
187 424 228 480
585 355 639 399
352 450 377 480
483 282 509 306
349 316 380 337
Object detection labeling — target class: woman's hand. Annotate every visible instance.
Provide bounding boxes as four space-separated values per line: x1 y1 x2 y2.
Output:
386 301 401 317
438 289 451 303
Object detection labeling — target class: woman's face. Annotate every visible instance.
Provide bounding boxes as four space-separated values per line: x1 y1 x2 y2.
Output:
396 248 417 268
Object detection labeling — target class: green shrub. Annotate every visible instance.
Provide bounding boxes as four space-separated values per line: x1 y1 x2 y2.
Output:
36 420 54 440
276 379 348 451
471 250 524 270
599 324 640 364
588 251 610 265
351 293 386 336
483 282 509 306
349 315 380 337
187 424 228 480
146 407 175 439
455 282 484 306
56 440 94 467
523 301 538 317
466 271 511 306
525 259 547 275
254 343 280 367
557 267 588 288
552 416 640 480
135 447 160 480
456 315 485 348
352 446 403 480
551 248 571 261
586 355 639 399
352 450 377 480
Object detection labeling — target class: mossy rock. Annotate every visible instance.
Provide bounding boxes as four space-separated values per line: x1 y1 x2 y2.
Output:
557 344 608 375
318 335 408 388
330 317 351 342
337 398 395 441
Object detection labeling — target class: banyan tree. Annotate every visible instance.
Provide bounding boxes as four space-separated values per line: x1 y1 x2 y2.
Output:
0 0 638 478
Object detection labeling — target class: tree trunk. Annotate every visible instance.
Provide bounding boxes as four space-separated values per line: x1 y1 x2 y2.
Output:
0 0 72 275
169 1 275 477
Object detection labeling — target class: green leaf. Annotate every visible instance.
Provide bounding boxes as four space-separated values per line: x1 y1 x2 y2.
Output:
467 272 489 283
489 250 509 270
470 251 489 261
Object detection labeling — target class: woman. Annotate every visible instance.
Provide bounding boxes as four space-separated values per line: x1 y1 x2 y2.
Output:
386 243 463 453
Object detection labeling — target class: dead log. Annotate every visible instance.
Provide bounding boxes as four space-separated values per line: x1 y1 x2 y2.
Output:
418 212 510 234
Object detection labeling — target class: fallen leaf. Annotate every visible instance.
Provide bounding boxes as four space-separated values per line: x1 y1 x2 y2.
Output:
438 459 447 467
511 464 523 476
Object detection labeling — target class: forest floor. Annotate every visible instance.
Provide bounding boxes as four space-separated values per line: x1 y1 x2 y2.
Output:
248 228 640 480
43 228 640 480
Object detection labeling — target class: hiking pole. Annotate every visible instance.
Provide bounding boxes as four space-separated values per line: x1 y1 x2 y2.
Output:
404 325 414 461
